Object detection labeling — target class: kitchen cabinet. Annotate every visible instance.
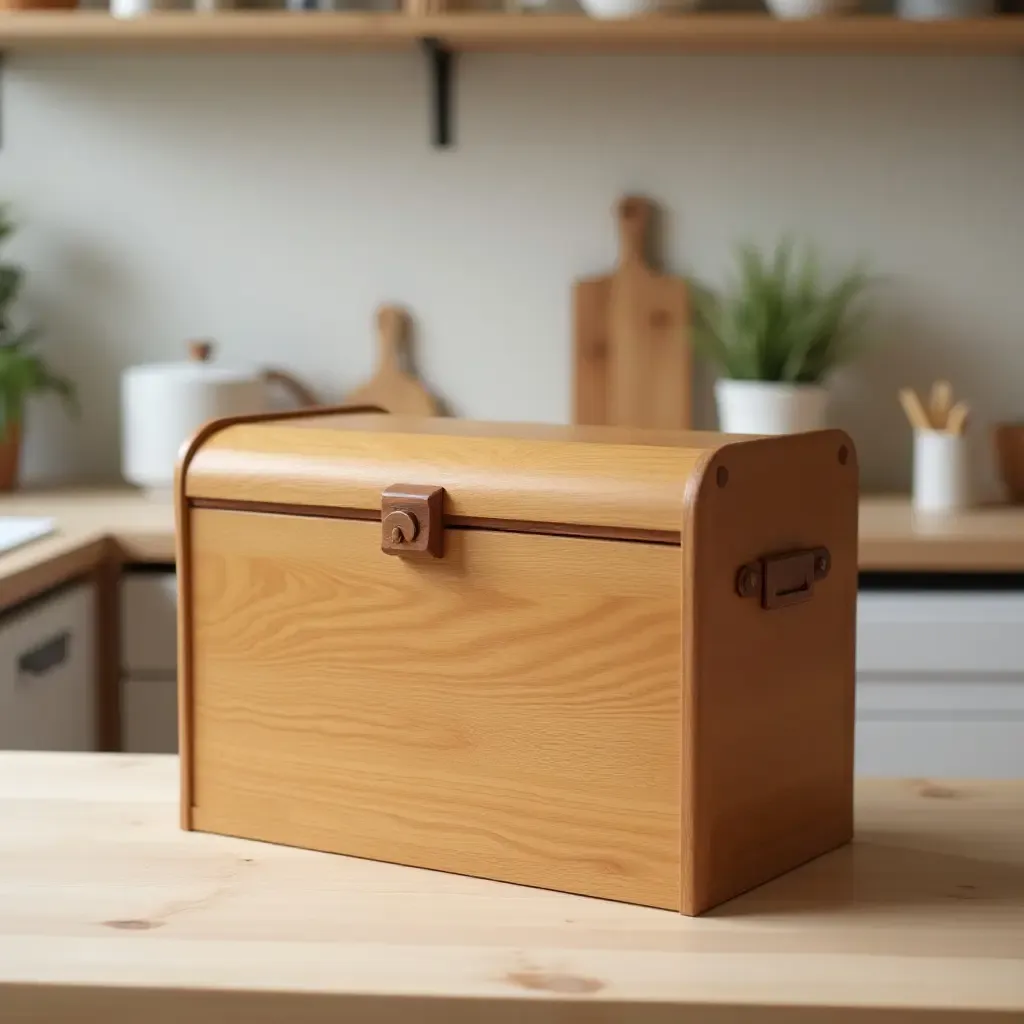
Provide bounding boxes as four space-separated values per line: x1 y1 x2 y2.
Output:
856 586 1024 778
121 570 178 754
0 580 96 751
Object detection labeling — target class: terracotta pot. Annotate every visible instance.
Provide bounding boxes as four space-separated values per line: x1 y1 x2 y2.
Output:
994 423 1024 504
0 421 20 493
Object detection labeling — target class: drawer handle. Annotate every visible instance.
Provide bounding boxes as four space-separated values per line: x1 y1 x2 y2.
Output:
18 631 71 678
736 548 831 610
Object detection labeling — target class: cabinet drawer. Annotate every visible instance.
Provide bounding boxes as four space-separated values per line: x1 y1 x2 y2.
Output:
122 572 177 675
123 676 178 754
0 581 96 751
857 592 1024 675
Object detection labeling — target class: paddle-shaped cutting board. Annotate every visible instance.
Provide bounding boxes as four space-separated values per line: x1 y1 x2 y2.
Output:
574 197 692 429
345 305 440 417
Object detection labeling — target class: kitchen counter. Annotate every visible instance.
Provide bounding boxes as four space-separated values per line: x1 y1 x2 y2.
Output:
859 496 1024 573
0 488 173 610
2 752 1022 1023
0 490 1023 614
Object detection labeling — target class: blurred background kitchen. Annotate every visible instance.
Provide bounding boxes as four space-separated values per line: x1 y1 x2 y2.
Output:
0 0 1022 776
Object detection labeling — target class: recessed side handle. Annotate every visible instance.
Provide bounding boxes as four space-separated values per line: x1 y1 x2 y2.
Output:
17 631 71 678
736 547 830 611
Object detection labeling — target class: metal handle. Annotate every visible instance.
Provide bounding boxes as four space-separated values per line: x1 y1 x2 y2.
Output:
736 548 831 611
17 631 70 678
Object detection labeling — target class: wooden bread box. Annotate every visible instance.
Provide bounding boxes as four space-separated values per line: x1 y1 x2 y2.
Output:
176 411 859 916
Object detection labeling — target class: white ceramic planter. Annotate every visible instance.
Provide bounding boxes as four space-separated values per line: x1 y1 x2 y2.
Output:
715 379 829 436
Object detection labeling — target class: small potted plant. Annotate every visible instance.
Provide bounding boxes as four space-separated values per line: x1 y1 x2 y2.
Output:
693 238 871 436
0 206 76 491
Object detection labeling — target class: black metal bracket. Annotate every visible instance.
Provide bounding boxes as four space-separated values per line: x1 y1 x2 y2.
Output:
421 37 453 150
0 53 6 151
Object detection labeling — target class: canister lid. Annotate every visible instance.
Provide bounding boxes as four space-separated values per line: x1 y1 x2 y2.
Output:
179 412 739 537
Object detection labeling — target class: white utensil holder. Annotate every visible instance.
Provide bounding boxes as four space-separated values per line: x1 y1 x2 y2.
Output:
913 430 970 513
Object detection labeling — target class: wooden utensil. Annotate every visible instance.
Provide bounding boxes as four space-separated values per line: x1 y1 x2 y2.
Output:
946 402 970 436
928 380 953 430
344 306 440 417
898 388 931 431
573 196 692 429
900 382 970 436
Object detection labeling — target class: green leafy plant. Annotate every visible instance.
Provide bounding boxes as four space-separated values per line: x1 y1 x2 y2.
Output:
692 238 872 384
0 206 76 440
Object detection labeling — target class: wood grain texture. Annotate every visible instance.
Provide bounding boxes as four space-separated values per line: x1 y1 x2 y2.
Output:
344 306 439 417
574 197 691 430
4 754 1024 1023
187 508 682 909
182 413 712 533
684 429 859 914
0 14 1021 53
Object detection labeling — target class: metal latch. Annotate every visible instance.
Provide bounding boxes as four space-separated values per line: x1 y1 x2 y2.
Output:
736 547 831 610
381 485 445 558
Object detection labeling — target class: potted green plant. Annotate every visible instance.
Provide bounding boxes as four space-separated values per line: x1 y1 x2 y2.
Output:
693 238 871 436
0 206 76 491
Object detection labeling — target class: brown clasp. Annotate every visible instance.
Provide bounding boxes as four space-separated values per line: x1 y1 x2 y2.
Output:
381 485 445 558
736 547 830 610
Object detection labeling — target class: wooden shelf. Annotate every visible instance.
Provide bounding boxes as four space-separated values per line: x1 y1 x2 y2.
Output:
0 12 1021 54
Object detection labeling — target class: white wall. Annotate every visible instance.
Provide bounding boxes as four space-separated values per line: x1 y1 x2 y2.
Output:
1 50 1022 491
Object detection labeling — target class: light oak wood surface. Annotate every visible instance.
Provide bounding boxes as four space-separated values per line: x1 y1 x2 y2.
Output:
0 14 1020 53
183 414 712 533
2 752 1023 1023
574 197 691 431
188 508 681 908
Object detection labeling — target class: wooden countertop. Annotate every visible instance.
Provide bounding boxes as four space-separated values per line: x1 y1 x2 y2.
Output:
859 496 1024 573
2 753 1022 1022
0 488 173 610
0 490 1022 613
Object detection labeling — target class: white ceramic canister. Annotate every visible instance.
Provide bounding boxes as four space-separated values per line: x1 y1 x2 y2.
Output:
121 340 317 496
714 379 829 436
913 429 970 514
111 0 178 18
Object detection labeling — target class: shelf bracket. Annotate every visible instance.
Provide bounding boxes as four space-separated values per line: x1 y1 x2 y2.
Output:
421 37 454 150
0 52 6 151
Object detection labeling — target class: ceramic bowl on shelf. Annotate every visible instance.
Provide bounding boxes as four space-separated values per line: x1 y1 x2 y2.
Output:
766 0 856 17
897 0 993 17
579 0 697 17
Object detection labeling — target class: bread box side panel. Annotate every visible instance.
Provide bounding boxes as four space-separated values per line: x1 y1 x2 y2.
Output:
183 507 683 910
682 429 859 915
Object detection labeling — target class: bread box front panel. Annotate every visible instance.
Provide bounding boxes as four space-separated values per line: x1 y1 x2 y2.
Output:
186 506 683 910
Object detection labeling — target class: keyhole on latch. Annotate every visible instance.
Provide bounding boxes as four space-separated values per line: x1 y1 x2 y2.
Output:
383 509 418 547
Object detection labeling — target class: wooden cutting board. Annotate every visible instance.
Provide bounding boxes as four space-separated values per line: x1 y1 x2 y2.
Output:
344 305 440 417
574 197 692 430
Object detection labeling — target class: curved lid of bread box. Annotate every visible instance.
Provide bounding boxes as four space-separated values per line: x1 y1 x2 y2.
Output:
179 411 745 538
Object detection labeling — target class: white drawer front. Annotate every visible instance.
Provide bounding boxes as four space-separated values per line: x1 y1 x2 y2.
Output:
856 590 1024 778
123 676 178 754
0 582 96 751
857 592 1024 675
856 678 1024 778
122 573 177 675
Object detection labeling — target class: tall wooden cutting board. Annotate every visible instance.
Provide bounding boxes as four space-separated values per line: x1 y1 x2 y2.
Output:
345 305 440 417
574 197 692 429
